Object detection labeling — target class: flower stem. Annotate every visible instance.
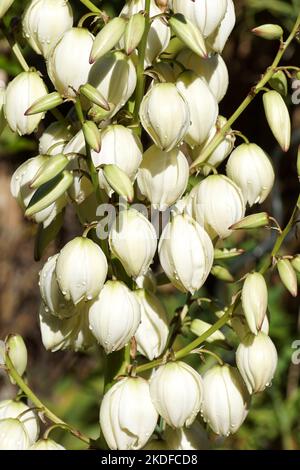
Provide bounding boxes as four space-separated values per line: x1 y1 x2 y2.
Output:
133 0 152 125
190 13 300 172
4 351 91 446
79 0 101 14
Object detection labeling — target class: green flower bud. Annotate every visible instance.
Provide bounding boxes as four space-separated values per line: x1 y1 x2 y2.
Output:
25 92 64 116
277 259 298 297
252 24 283 40
5 334 28 382
169 14 207 58
230 212 270 230
82 120 101 153
211 265 234 282
214 248 244 260
102 164 134 202
263 90 291 151
124 13 146 55
291 255 300 274
30 154 69 189
190 319 225 343
79 84 110 111
90 17 127 63
269 70 288 96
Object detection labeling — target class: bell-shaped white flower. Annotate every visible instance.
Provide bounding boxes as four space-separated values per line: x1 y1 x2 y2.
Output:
226 143 275 207
0 400 39 445
150 361 203 428
0 0 15 19
100 376 158 450
39 302 95 352
88 280 141 354
171 0 228 37
109 208 157 279
120 0 170 67
30 438 65 450
139 83 190 152
236 332 278 394
47 28 94 98
137 145 189 210
88 51 137 120
164 421 210 450
39 121 73 155
39 254 75 318
241 272 268 335
158 214 214 293
91 124 142 196
0 418 30 450
22 0 73 58
177 71 218 146
201 364 250 436
56 237 108 304
192 116 235 175
134 289 169 360
4 71 48 135
176 49 229 103
186 175 246 239
207 0 236 53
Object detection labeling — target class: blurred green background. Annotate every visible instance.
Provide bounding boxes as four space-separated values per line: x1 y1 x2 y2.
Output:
0 0 299 450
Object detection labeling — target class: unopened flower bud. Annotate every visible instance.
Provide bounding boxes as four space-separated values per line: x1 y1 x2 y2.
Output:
176 50 229 103
277 258 298 297
134 289 169 360
103 164 134 202
252 24 283 40
0 0 14 18
159 214 214 293
48 28 94 98
56 237 108 304
89 51 137 119
100 377 158 450
109 208 157 279
30 154 69 189
242 273 268 335
231 212 270 230
39 121 73 156
22 0 73 58
171 0 228 37
192 116 234 175
93 124 142 196
4 71 48 135
124 13 146 55
201 364 250 436
5 334 27 381
169 14 207 58
79 84 110 111
177 71 218 146
214 248 244 260
291 255 300 274
137 145 189 210
82 120 101 153
25 92 64 116
120 0 170 67
186 175 245 239
226 143 275 206
30 438 65 450
90 17 127 63
139 83 190 151
269 70 288 96
190 319 225 343
39 254 74 318
207 0 236 53
236 332 278 394
263 90 291 151
24 170 73 217
88 280 141 354
0 400 39 444
211 264 234 282
150 361 203 428
0 418 30 450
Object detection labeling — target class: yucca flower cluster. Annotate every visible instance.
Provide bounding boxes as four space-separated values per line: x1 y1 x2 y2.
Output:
0 0 299 451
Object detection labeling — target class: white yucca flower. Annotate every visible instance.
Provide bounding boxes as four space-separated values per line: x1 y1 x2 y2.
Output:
39 121 73 156
0 418 30 450
208 0 236 53
4 71 48 135
150 361 203 428
137 145 189 210
100 377 158 450
0 400 39 445
22 0 73 58
88 280 141 354
159 214 214 293
241 272 268 335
